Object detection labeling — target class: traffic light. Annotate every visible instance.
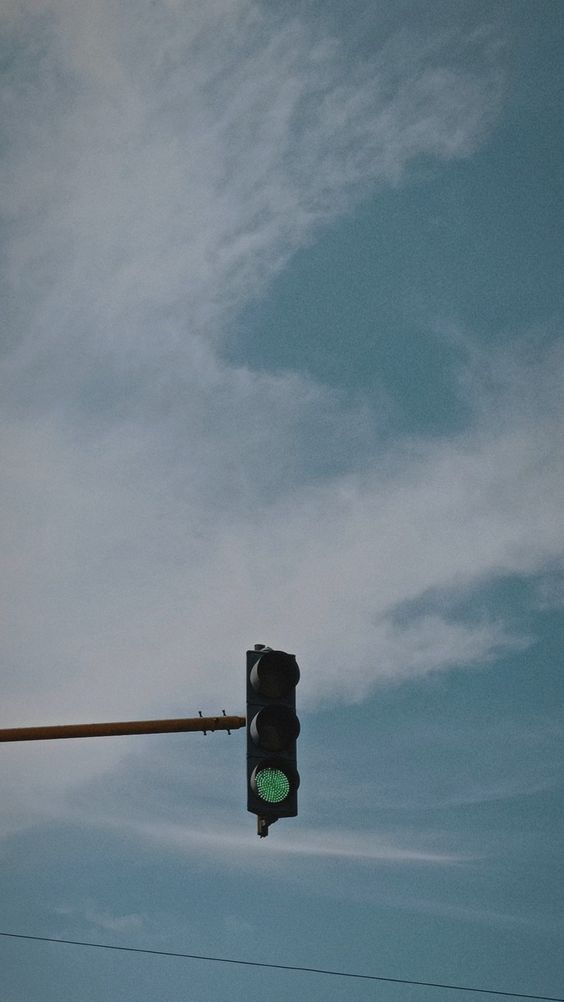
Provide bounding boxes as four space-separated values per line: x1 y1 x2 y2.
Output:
246 646 300 836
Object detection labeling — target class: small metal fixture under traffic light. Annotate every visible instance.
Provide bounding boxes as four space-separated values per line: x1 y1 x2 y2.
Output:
246 645 300 837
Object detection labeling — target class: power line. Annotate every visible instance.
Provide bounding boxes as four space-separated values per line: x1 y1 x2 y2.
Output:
0 931 561 1000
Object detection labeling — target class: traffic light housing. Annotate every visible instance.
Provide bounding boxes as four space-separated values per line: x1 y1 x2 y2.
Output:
246 647 300 835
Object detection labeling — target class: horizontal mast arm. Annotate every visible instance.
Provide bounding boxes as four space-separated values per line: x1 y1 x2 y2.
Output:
0 715 246 742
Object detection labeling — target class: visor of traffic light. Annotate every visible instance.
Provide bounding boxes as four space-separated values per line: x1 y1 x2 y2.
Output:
250 705 300 752
251 761 300 805
250 650 300 699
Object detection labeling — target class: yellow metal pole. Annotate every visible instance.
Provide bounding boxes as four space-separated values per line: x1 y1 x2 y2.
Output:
0 715 246 742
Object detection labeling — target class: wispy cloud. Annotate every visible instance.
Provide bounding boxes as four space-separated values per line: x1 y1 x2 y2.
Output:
107 817 471 866
365 893 562 933
1 0 503 366
2 351 561 735
53 902 145 936
2 1 562 830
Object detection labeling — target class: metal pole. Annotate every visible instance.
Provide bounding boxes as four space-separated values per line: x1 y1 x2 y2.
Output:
0 715 246 742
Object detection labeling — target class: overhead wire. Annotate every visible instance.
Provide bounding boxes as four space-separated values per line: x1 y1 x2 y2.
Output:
0 930 562 1000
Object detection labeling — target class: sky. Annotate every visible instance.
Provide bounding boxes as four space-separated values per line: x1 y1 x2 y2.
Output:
0 1 563 999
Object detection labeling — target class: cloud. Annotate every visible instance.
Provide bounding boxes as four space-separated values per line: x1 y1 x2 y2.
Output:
2 0 561 830
2 352 561 725
103 817 470 866
370 894 559 932
53 902 145 936
1 0 502 368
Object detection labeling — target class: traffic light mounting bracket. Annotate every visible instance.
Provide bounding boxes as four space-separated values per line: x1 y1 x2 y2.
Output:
257 815 278 838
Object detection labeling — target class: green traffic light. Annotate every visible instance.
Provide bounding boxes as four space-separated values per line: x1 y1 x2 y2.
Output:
255 767 290 803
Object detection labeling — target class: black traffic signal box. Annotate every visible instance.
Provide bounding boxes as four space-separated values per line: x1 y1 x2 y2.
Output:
246 647 300 830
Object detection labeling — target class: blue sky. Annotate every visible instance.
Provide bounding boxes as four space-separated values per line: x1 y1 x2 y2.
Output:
0 1 563 1000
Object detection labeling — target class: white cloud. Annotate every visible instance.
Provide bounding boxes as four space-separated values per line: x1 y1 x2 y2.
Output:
2 0 561 829
2 362 561 723
53 902 145 936
1 0 502 365
105 817 470 865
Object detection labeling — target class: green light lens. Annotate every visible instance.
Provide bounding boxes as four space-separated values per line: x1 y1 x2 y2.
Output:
255 767 290 804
